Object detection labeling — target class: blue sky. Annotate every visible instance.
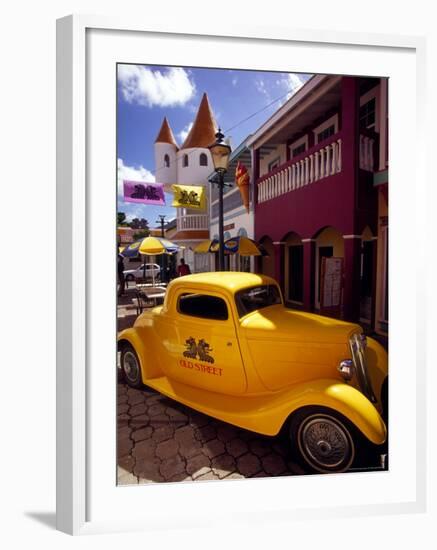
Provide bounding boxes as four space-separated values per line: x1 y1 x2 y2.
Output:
117 64 311 227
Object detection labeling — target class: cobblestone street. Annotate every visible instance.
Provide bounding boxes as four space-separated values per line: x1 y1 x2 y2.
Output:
117 379 304 484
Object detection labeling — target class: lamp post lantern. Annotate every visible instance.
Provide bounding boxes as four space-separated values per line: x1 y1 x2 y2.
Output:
208 129 232 271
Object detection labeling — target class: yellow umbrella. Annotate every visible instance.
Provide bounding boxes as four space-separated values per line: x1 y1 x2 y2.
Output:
121 236 181 283
138 236 180 255
194 239 219 253
224 236 265 256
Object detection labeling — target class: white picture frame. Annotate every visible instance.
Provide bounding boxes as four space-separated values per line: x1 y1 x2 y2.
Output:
56 15 428 536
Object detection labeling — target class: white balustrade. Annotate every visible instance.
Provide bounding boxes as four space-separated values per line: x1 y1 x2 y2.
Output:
257 138 343 203
176 214 208 231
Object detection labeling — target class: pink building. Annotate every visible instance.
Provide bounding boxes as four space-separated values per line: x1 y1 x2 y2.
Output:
249 75 388 334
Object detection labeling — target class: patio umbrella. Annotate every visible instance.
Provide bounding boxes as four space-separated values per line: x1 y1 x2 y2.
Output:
138 236 179 256
193 239 219 254
224 236 267 256
121 236 181 283
120 239 142 258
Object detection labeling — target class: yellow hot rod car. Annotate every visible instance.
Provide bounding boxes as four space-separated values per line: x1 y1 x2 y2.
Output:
118 272 388 474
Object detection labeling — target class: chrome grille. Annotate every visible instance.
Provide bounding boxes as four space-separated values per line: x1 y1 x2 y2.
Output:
349 333 377 403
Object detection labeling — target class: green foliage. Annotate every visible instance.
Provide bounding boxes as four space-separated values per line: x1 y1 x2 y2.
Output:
130 217 149 230
133 229 150 240
117 212 128 226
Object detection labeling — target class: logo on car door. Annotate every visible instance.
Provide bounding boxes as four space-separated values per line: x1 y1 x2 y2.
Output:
183 337 214 363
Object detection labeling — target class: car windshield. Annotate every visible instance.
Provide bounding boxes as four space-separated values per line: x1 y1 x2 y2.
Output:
235 285 282 317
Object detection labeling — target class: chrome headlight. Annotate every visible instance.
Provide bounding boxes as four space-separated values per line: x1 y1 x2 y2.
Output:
338 359 355 381
349 333 377 403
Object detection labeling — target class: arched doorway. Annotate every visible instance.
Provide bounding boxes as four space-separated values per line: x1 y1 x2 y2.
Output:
259 236 275 278
313 226 344 310
237 228 251 272
283 232 303 304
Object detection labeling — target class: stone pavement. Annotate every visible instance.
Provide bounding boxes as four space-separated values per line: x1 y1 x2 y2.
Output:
117 380 304 485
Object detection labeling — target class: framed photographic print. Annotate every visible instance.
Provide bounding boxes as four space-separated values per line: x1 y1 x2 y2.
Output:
57 15 427 536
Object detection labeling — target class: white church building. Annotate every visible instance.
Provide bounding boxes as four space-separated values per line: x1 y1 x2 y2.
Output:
154 93 217 273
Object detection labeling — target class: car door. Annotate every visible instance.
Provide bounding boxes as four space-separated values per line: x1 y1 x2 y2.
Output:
155 288 247 395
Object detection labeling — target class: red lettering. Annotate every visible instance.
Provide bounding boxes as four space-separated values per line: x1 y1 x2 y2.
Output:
179 359 223 376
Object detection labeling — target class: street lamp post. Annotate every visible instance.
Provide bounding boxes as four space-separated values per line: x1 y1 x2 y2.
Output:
155 214 166 283
208 129 232 271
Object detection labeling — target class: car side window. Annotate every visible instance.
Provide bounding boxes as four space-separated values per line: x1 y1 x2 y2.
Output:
178 293 228 321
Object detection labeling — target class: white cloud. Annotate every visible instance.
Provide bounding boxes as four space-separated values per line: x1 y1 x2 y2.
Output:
118 65 196 107
117 158 155 218
232 77 238 87
177 121 193 143
277 73 307 100
255 79 270 101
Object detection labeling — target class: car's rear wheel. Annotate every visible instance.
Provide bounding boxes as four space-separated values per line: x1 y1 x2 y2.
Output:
289 407 356 474
120 345 143 388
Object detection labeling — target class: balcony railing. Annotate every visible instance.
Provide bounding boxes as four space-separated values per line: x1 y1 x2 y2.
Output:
176 214 208 231
257 133 342 204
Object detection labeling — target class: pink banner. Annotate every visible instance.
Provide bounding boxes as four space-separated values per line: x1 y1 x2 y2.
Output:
123 180 165 205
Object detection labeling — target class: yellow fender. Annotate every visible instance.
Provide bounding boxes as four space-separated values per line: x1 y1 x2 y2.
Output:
224 378 388 444
118 327 163 380
142 376 387 445
272 379 387 444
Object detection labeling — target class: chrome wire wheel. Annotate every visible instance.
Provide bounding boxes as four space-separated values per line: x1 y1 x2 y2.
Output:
296 413 355 473
121 348 141 387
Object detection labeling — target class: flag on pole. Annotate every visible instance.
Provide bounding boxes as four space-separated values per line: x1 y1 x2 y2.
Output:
235 161 250 212
123 180 165 205
171 184 206 210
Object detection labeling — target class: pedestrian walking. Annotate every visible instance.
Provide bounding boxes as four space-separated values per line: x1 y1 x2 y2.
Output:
177 258 191 277
118 254 126 296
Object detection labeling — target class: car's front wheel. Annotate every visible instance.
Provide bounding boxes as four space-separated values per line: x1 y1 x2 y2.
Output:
120 345 143 388
125 274 134 282
288 407 356 474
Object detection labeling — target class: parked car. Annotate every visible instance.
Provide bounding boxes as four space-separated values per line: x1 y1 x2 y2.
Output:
118 272 388 473
123 263 161 282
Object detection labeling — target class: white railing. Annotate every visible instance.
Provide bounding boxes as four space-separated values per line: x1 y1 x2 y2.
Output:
257 138 342 204
176 214 209 231
359 134 375 171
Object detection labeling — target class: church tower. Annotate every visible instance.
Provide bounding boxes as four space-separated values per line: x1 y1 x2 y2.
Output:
154 117 178 189
152 93 218 273
176 92 217 185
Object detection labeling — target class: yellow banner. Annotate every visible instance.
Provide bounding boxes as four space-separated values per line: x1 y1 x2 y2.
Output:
171 184 206 210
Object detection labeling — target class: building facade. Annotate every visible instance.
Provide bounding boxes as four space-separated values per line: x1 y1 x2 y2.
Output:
154 93 217 273
249 75 388 334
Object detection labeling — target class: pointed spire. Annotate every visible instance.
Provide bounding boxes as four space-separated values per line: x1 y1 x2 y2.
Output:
155 117 178 149
181 93 218 149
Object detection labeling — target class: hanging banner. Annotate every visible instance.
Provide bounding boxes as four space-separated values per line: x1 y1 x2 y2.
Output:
171 184 206 210
123 180 165 205
235 161 250 212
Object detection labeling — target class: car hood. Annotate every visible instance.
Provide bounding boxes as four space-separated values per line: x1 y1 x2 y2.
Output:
240 305 361 344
